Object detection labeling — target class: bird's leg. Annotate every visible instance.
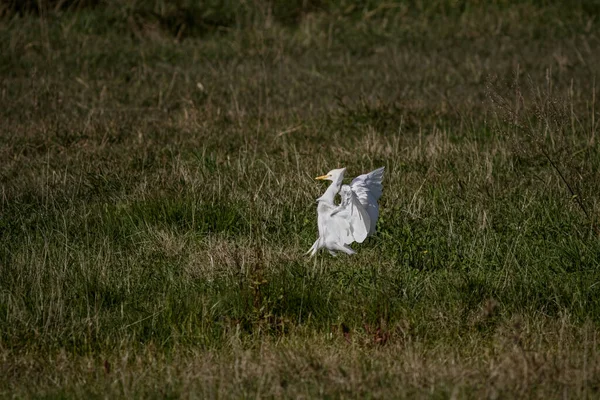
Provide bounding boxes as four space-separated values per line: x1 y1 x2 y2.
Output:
331 243 356 255
343 245 356 255
328 249 337 257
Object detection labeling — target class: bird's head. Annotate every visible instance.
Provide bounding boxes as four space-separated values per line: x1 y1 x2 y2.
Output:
315 168 346 183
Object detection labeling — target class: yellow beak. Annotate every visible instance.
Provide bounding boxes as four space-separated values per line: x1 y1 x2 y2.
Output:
315 174 330 180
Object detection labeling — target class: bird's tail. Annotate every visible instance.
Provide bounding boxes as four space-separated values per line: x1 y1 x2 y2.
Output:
305 239 320 257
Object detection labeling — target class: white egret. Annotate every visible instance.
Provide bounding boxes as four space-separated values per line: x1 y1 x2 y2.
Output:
307 167 385 256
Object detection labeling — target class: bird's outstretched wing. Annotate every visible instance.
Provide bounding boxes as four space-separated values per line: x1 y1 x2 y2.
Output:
329 185 371 244
349 167 385 235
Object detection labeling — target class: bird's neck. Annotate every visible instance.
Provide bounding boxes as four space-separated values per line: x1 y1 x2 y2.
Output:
318 180 342 204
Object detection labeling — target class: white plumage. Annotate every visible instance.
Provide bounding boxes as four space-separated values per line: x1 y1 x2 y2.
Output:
307 167 385 257
349 167 384 235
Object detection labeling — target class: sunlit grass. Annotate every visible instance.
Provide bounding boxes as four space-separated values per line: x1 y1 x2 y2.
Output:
2 0 600 397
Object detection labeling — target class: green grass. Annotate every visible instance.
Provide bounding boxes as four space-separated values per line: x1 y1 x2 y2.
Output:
2 0 600 397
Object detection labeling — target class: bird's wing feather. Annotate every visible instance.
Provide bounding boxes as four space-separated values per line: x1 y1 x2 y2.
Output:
350 167 384 205
349 167 384 235
331 186 370 244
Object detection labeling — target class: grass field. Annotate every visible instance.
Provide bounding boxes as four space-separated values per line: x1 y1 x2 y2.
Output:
2 0 600 397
